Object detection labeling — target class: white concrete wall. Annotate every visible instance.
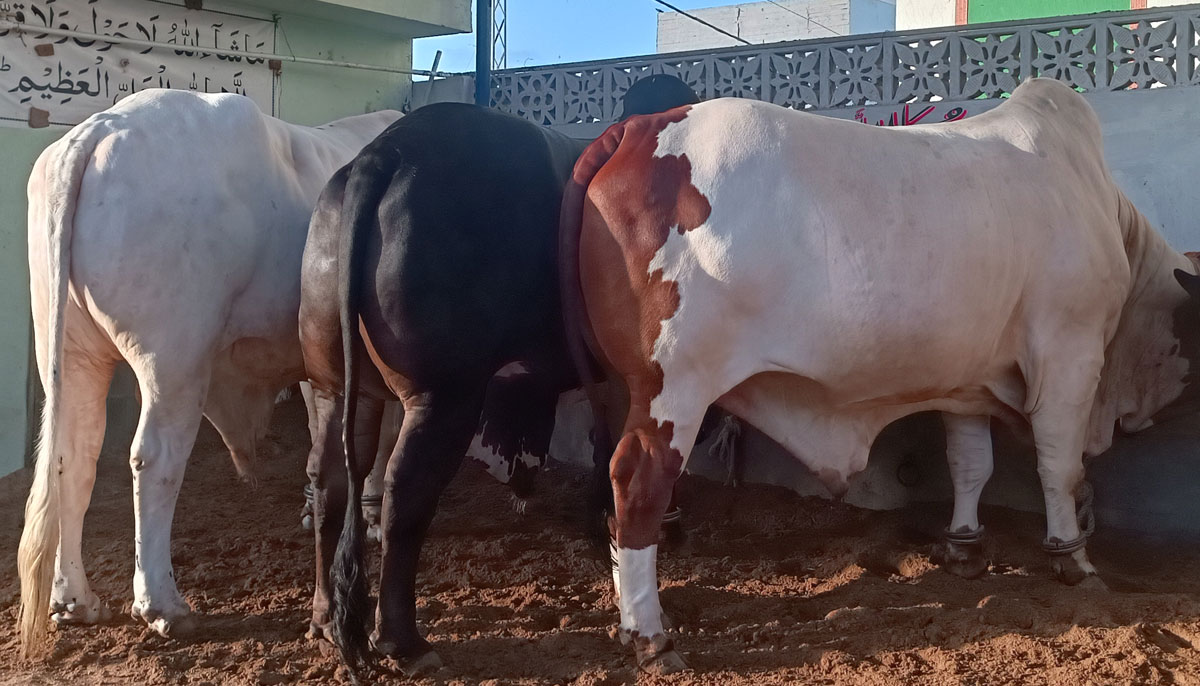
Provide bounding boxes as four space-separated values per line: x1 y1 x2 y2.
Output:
896 0 956 29
656 0 850 53
850 0 899 33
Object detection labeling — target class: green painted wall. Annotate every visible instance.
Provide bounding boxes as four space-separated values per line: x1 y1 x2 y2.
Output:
0 128 65 478
272 13 414 125
968 0 1128 23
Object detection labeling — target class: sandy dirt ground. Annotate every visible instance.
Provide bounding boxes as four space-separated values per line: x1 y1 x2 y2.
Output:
4 396 1200 685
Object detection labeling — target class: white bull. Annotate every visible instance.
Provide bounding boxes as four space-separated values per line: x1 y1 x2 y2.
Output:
19 89 399 655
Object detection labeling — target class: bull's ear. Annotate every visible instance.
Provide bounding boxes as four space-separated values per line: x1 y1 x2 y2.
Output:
1174 269 1200 299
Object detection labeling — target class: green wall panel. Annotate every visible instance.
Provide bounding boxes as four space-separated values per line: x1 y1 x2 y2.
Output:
969 0 1128 23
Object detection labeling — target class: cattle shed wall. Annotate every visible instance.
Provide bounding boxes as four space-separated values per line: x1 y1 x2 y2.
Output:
0 129 60 480
0 0 470 479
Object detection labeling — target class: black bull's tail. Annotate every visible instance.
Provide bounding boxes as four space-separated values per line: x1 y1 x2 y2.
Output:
558 119 630 538
330 156 391 671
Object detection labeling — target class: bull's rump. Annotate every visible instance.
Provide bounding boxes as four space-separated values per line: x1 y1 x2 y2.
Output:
29 90 327 354
589 83 1130 414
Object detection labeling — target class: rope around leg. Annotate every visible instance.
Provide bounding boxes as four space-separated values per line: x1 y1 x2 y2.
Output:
300 484 384 530
943 525 985 546
1042 533 1088 555
1075 480 1096 538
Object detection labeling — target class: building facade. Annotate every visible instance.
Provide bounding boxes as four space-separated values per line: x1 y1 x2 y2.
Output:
0 0 472 478
898 0 1191 29
656 0 896 53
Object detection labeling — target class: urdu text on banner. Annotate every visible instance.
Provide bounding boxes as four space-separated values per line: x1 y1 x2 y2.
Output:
0 0 276 128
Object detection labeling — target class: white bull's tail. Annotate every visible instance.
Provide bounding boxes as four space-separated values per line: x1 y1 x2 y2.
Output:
19 124 99 658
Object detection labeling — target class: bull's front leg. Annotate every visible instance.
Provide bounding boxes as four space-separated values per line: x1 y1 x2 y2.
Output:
609 415 701 675
1028 353 1104 585
306 388 384 641
938 413 993 579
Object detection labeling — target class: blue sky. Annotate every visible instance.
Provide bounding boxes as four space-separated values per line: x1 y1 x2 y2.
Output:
413 0 734 75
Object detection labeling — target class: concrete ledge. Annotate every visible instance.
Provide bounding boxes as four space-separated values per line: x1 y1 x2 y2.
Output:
234 0 472 37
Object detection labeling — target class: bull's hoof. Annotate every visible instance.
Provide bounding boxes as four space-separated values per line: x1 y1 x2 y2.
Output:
633 634 688 674
306 620 331 643
50 594 112 626
372 633 442 676
390 650 443 677
130 600 197 638
1048 548 1098 586
637 641 689 674
938 541 988 580
616 626 633 646
147 612 199 639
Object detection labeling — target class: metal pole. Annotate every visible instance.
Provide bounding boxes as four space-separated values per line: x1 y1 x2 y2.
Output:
430 49 443 79
492 0 507 70
475 0 492 106
0 20 435 76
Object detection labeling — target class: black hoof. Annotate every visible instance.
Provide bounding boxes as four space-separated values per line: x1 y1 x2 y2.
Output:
938 541 988 579
634 634 689 674
388 650 443 677
370 631 434 663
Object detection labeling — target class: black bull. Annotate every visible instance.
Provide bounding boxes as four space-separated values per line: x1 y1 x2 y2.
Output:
298 76 719 667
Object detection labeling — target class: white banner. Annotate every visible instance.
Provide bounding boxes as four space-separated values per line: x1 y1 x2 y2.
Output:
0 0 276 127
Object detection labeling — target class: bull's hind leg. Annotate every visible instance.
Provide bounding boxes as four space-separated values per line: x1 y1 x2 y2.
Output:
126 364 210 637
366 401 402 542
306 388 384 641
938 413 993 579
372 384 486 665
49 350 116 626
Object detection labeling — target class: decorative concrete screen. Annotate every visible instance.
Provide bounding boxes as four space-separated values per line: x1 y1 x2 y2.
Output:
0 0 276 128
489 3 1200 126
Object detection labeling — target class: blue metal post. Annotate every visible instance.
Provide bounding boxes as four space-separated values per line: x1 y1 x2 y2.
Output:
475 0 492 107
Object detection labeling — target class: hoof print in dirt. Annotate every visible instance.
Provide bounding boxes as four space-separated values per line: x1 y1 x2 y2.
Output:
1073 574 1110 593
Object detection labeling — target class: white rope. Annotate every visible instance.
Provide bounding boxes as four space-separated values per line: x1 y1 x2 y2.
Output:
708 415 742 486
1076 479 1096 538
